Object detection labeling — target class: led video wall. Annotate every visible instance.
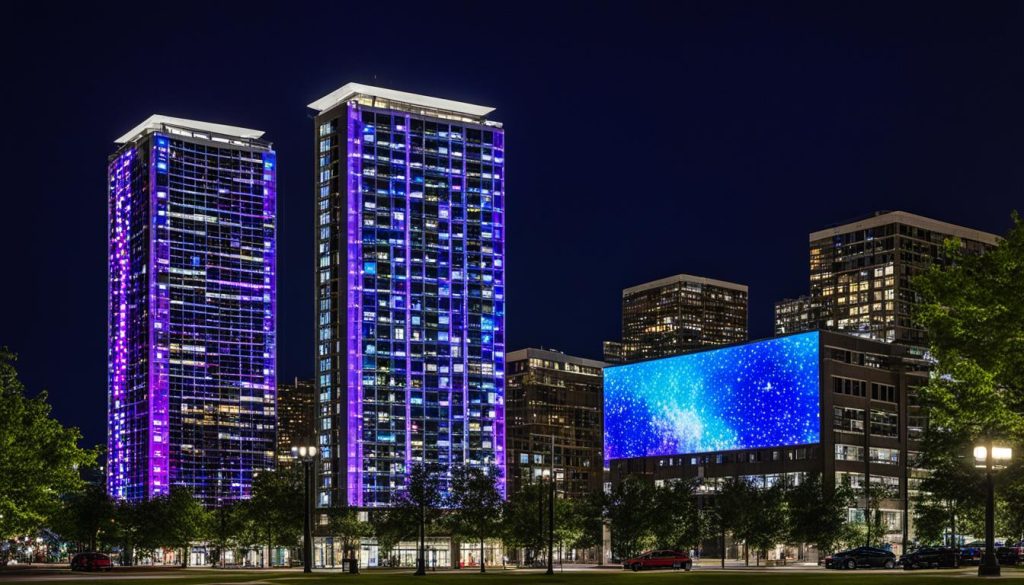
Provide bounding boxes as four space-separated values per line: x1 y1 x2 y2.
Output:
604 331 820 460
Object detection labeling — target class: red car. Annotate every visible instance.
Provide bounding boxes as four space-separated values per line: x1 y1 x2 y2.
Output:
623 549 693 571
71 552 112 572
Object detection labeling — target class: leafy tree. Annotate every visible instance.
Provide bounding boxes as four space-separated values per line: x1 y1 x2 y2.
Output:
912 215 1024 547
393 464 443 575
604 476 656 561
650 479 701 551
151 487 208 567
51 483 115 552
370 508 408 567
447 465 502 572
245 467 303 567
716 477 755 565
0 348 94 555
746 484 788 566
786 473 854 557
328 505 371 572
207 502 245 567
500 481 547 563
553 491 603 557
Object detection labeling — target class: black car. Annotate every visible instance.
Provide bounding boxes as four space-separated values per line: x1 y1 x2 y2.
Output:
825 547 897 570
996 546 1021 566
901 547 959 570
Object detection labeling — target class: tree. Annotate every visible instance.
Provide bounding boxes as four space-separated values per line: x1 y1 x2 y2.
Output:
715 477 756 565
393 464 443 575
447 465 502 572
913 216 1024 552
500 481 547 564
208 502 245 567
370 508 409 567
245 467 303 567
786 473 854 557
151 487 208 567
553 491 603 561
0 349 94 558
650 479 701 552
604 476 656 561
328 505 371 572
51 483 115 552
746 484 788 566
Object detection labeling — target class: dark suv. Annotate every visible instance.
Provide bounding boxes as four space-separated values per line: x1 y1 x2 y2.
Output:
901 547 959 569
825 547 897 570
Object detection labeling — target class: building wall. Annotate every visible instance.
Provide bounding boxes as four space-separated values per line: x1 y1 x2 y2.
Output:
277 378 315 468
620 275 747 362
107 124 277 506
506 348 605 498
773 295 822 335
314 91 505 508
809 211 997 347
605 331 928 551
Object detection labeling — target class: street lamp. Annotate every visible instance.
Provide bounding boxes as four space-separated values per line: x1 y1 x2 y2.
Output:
291 444 318 574
974 443 1012 577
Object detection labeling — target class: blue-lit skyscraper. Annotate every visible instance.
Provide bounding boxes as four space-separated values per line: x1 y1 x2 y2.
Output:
107 116 277 507
309 84 505 507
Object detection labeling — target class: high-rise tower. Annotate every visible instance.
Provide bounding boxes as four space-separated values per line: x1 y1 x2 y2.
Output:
107 116 277 506
309 84 505 507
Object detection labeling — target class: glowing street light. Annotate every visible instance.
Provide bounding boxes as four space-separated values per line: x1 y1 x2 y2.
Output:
291 444 318 574
974 442 1012 577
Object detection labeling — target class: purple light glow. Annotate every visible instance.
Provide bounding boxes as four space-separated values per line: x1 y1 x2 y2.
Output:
346 103 364 507
107 148 134 500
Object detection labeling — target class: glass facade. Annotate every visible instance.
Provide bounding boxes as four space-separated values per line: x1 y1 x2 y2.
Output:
312 86 505 507
107 119 277 506
808 211 997 347
619 274 747 362
505 348 605 499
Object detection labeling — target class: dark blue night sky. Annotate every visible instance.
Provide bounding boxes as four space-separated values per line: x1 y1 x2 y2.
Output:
1 2 1021 448
604 332 820 459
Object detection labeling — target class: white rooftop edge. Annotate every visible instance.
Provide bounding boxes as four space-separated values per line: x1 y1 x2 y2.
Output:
115 115 266 144
623 274 748 296
809 211 1001 245
307 82 495 117
506 348 607 369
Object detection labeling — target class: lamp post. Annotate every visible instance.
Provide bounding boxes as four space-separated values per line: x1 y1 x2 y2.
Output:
292 444 318 574
974 443 1012 577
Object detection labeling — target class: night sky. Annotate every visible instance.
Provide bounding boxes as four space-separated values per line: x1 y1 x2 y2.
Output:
2 2 1021 449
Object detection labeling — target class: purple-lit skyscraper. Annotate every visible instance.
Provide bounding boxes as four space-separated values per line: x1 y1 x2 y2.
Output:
309 84 505 508
107 116 277 507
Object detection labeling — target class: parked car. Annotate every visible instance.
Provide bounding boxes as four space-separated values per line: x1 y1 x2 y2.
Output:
960 541 985 565
824 547 897 570
901 547 959 569
996 546 1021 566
71 552 112 572
622 550 692 571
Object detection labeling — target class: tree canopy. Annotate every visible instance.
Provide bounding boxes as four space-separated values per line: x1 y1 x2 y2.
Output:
0 349 93 543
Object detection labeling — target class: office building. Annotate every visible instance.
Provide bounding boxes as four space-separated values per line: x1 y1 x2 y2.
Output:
620 274 747 362
309 83 505 509
107 116 277 506
506 348 605 499
602 341 624 364
808 211 999 347
276 378 315 468
773 295 821 335
604 330 929 557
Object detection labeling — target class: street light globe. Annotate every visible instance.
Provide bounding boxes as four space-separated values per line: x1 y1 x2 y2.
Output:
975 445 1014 461
298 446 308 458
309 446 318 457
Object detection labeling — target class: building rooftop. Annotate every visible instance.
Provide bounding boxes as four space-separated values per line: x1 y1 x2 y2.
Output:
507 348 607 369
308 82 496 119
115 115 265 144
809 210 1001 246
623 273 748 296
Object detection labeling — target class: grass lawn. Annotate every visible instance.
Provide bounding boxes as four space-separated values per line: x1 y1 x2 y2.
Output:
15 566 1024 585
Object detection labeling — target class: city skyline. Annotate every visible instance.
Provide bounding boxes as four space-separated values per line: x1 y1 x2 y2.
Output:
2 2 1022 451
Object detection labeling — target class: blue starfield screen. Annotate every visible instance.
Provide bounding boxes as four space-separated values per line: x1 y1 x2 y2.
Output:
604 332 820 460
